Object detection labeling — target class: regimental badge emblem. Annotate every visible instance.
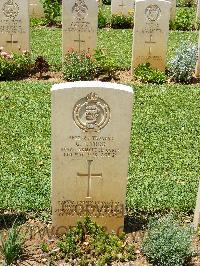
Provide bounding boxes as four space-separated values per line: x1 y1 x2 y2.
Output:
73 92 111 132
145 4 161 22
3 0 19 19
72 0 88 21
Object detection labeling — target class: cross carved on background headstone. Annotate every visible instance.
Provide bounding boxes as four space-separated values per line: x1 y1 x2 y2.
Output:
6 34 18 49
74 33 85 52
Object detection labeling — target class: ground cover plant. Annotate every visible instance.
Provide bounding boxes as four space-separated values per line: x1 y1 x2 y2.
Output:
63 50 96 81
0 50 31 81
0 224 24 265
58 217 135 265
134 63 167 84
142 215 194 266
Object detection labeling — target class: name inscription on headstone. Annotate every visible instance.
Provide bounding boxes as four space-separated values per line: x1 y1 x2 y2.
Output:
62 0 98 58
0 0 29 52
132 0 170 72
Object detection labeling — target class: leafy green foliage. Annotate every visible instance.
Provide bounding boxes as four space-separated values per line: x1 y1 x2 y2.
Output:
94 48 117 75
58 217 135 265
40 242 49 253
102 0 111 5
111 14 134 29
176 0 195 7
63 50 96 81
170 8 196 31
0 50 31 81
142 215 194 266
0 225 24 265
98 6 108 28
134 63 166 84
41 0 61 26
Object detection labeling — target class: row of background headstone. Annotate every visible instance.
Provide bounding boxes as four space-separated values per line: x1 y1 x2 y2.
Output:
0 0 199 76
30 0 200 25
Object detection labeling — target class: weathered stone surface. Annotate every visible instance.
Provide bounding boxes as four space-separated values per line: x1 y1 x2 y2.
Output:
29 0 44 18
131 0 170 72
51 81 133 233
111 0 135 16
62 0 98 60
0 0 30 53
168 0 176 21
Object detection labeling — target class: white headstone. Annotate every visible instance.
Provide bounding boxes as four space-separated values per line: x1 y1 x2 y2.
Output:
62 0 98 60
29 0 44 18
111 0 135 16
131 0 171 72
195 31 200 77
51 81 133 234
0 0 30 53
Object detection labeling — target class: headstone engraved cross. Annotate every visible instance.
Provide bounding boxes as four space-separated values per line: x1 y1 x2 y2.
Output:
111 0 135 16
0 0 29 53
119 0 126 11
6 34 18 49
77 160 102 199
30 3 37 15
74 33 86 53
62 0 98 61
131 0 171 72
29 0 44 18
51 81 133 234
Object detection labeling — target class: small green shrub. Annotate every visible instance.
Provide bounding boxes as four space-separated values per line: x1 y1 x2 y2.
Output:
94 48 117 76
40 242 49 253
98 6 108 28
169 42 197 83
0 225 24 265
102 0 111 5
63 50 96 81
58 217 135 265
134 63 166 84
177 0 195 7
41 0 61 26
0 49 31 81
142 215 194 266
111 13 134 29
170 7 196 31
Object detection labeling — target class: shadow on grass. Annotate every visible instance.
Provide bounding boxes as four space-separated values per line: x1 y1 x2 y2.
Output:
0 211 27 230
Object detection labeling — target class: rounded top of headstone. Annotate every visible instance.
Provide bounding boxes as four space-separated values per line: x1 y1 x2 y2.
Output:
51 81 133 93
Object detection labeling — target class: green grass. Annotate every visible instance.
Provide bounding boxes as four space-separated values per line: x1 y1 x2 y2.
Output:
0 23 199 215
0 82 199 214
31 28 198 71
127 84 200 214
0 82 51 210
